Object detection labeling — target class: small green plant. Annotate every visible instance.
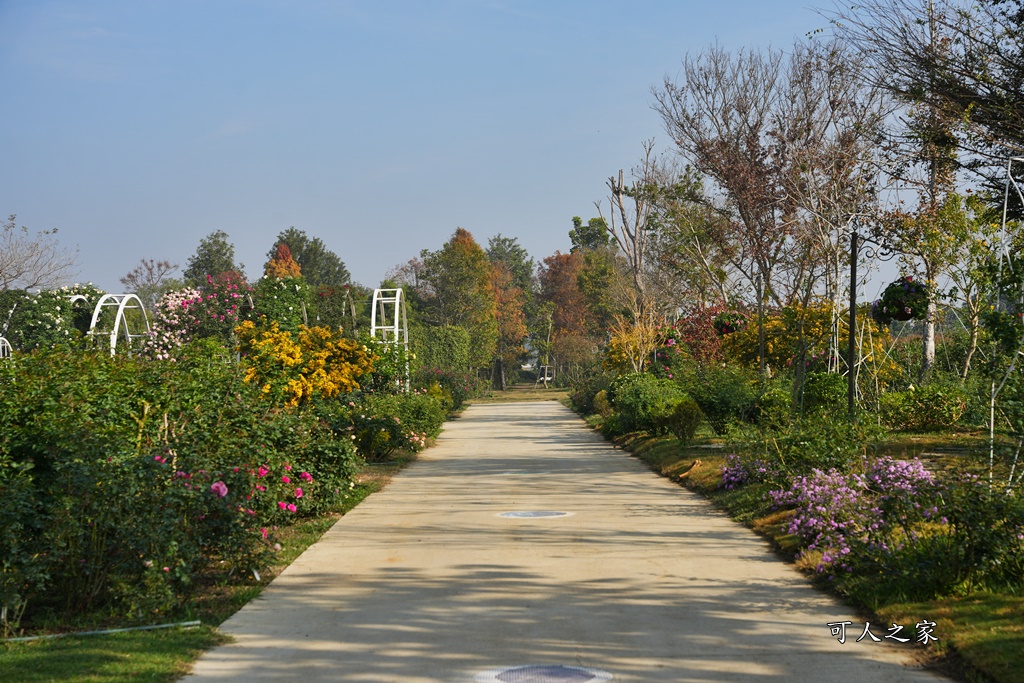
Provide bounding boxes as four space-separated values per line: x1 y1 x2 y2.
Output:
592 389 613 417
667 398 703 446
801 371 847 414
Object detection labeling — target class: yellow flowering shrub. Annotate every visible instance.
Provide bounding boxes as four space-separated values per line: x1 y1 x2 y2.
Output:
722 301 900 386
236 320 375 407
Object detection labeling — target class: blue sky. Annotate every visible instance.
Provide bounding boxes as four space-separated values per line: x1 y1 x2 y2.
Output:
0 1 826 292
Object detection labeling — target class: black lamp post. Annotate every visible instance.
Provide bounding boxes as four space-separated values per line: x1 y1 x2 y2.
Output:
847 228 895 419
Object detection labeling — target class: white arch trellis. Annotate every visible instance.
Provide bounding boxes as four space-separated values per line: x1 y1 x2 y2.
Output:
0 336 11 359
85 293 151 357
370 288 410 390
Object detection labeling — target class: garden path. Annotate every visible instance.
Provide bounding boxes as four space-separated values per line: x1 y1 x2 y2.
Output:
185 401 949 682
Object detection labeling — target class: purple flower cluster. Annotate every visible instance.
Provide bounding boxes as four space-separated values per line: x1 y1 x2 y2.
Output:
769 457 938 575
720 453 776 489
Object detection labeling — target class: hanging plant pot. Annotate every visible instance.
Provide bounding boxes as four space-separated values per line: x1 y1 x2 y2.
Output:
713 310 748 336
871 276 930 325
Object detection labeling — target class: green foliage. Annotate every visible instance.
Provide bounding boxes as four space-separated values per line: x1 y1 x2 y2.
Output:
0 343 362 624
415 325 470 371
321 392 446 462
418 228 497 369
800 371 847 414
183 230 243 287
251 276 311 334
3 283 106 352
592 389 612 417
567 369 613 415
755 386 792 428
667 397 703 445
486 234 534 294
878 381 970 431
413 366 482 412
611 373 686 436
270 227 350 287
940 475 1024 593
568 216 611 252
686 364 756 435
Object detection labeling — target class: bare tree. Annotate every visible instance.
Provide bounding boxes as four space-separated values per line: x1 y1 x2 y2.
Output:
597 140 660 304
651 40 887 310
119 258 181 310
0 215 78 291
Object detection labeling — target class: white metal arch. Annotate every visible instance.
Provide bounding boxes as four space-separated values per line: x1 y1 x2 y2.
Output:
370 288 410 390
0 336 11 359
85 293 151 356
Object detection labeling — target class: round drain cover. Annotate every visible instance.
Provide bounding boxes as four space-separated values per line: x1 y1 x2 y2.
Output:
497 511 570 518
475 664 613 683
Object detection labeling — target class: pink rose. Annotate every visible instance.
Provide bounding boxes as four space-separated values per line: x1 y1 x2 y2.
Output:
286 503 297 512
299 472 313 482
257 466 270 477
278 501 287 510
210 481 229 498
294 488 303 498
281 476 291 484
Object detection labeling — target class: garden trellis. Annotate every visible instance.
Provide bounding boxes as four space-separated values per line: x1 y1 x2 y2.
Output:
84 293 151 357
370 288 409 390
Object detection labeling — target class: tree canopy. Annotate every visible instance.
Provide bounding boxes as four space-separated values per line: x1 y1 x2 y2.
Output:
269 228 350 287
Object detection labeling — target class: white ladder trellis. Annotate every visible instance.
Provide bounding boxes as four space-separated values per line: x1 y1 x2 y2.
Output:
370 288 410 391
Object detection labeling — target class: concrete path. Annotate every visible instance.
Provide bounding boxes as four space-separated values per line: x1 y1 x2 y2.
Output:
186 401 948 683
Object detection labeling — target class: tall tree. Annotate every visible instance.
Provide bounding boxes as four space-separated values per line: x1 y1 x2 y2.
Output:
489 262 528 389
486 234 534 294
419 228 498 369
183 230 244 288
1 215 78 291
598 141 660 302
119 258 181 310
651 40 887 309
270 228 350 287
569 216 611 252
830 0 1024 210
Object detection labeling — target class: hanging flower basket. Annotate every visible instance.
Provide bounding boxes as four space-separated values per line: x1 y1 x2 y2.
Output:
871 276 931 325
713 310 748 336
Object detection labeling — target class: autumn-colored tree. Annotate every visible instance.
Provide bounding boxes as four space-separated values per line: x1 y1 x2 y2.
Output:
264 243 302 279
419 228 498 369
537 251 588 342
489 262 528 389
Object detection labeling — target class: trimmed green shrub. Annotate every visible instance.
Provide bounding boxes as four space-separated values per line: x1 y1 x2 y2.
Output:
879 381 970 431
667 398 703 445
568 369 613 415
611 373 686 435
592 389 613 417
688 365 756 435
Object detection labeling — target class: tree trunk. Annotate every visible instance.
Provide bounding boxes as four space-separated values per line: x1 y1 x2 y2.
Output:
961 313 979 380
919 299 936 383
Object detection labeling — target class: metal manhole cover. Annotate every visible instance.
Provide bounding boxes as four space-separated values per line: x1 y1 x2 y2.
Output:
475 664 613 683
497 511 571 519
